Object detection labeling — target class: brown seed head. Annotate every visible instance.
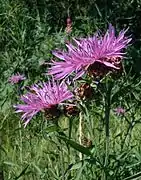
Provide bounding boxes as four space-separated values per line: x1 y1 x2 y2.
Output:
75 83 93 100
64 105 79 116
44 105 61 120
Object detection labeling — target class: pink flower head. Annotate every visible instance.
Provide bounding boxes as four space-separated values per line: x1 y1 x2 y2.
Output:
48 24 131 80
14 79 74 127
9 73 25 84
114 107 126 116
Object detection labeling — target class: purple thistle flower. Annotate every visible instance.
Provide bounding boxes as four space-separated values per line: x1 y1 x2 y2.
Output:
48 24 131 80
114 107 126 116
9 73 26 84
14 79 74 127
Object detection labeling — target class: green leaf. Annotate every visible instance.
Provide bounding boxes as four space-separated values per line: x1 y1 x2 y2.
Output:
68 161 88 170
123 171 141 180
58 136 91 156
75 162 87 180
3 161 18 167
46 125 61 134
14 165 29 180
31 163 42 175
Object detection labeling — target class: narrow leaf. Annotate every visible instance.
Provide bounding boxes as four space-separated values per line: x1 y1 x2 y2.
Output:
124 171 141 180
58 136 91 156
14 165 29 180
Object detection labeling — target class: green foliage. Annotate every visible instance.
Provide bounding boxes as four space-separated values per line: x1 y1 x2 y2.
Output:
0 0 141 179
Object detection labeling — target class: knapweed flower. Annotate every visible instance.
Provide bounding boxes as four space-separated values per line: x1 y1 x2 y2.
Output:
9 73 25 84
114 107 126 116
48 24 131 80
14 79 74 127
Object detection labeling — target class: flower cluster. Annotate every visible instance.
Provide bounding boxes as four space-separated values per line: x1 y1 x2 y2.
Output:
14 24 131 127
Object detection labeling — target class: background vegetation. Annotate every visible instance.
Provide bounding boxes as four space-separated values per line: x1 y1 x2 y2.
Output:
0 0 141 179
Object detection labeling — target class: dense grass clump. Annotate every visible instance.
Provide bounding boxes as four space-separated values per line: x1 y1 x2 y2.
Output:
0 0 141 180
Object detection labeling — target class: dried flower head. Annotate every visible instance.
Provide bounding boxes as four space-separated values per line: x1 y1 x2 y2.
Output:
48 24 131 80
44 105 61 120
64 104 79 116
14 79 74 127
75 83 93 100
65 17 72 34
81 135 92 148
9 73 25 84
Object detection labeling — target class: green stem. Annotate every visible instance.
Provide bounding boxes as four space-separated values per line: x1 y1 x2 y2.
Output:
0 130 4 180
104 82 113 179
69 117 73 140
68 117 73 164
